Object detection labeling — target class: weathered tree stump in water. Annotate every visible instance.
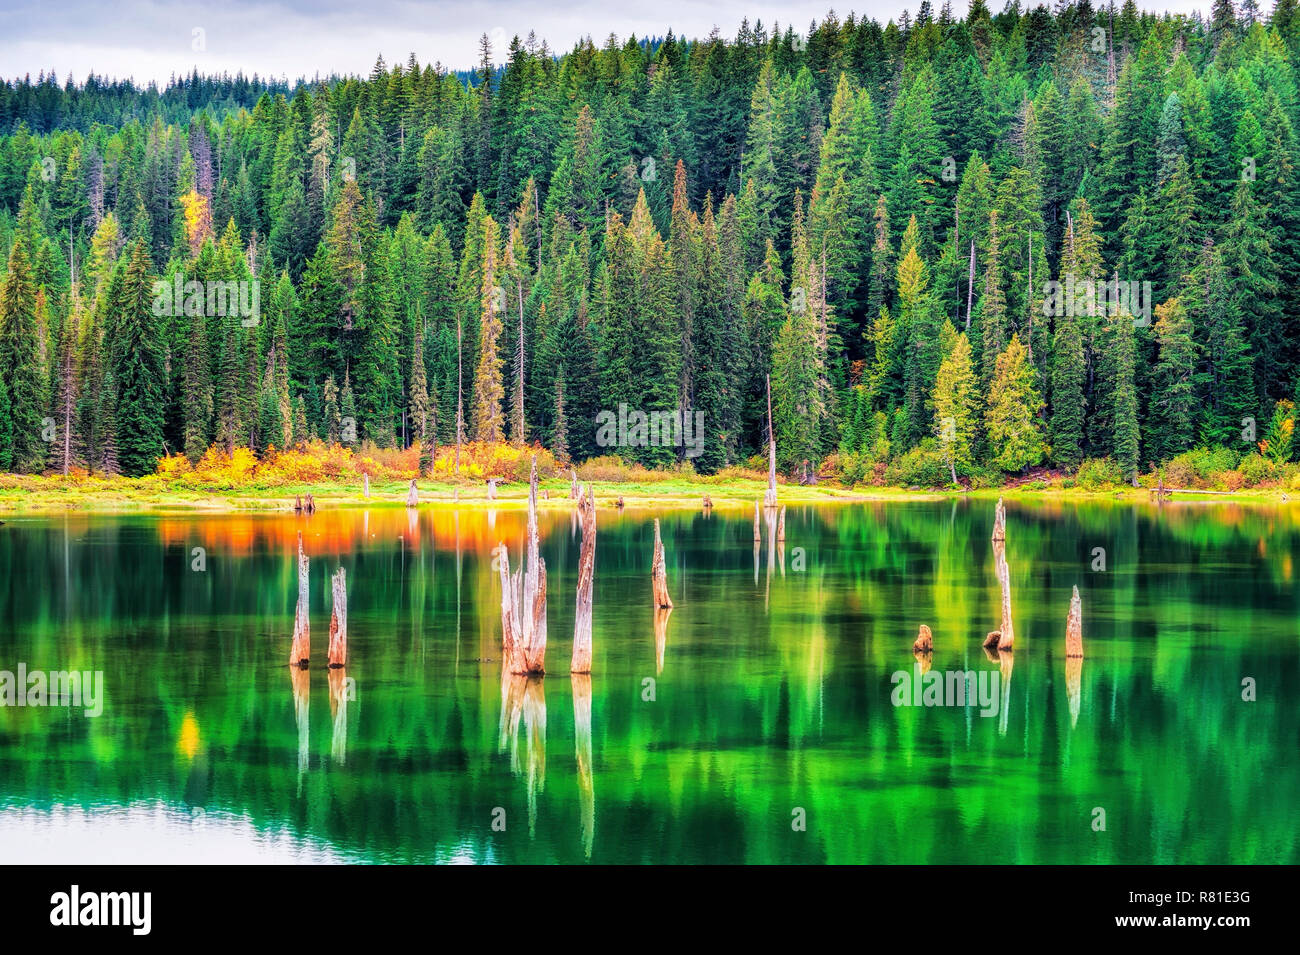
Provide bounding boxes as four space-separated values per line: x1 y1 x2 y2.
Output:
570 468 580 499
912 624 933 652
982 631 1001 649
702 494 712 510
777 505 786 542
290 531 310 667
363 472 370 499
616 496 624 510
294 494 303 513
651 518 673 609
571 485 597 673
487 478 497 501
328 567 347 667
496 456 548 674
406 479 418 508
305 493 316 514
990 500 1014 650
1065 585 1083 658
994 536 1014 651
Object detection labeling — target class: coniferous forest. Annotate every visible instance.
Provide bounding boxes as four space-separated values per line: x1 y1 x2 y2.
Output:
2 1 1299 487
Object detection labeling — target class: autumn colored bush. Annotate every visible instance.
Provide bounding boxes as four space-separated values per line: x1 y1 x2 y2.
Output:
430 441 556 481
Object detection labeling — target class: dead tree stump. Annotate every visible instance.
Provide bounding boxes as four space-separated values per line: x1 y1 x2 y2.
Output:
497 456 547 674
327 567 347 667
571 485 597 673
1065 585 1083 658
912 624 933 652
994 536 1014 651
487 478 497 501
363 472 370 499
991 497 1005 542
290 531 310 667
651 518 673 609
406 479 418 508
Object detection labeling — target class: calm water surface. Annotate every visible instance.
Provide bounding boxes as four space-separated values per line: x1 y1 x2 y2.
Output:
0 500 1295 863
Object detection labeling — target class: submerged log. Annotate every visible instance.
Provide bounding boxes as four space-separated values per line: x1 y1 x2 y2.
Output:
912 624 933 652
327 567 347 667
290 531 310 667
1065 585 1084 658
991 497 1005 542
571 484 597 674
777 505 786 542
764 374 778 509
406 479 418 508
651 518 673 609
497 456 548 674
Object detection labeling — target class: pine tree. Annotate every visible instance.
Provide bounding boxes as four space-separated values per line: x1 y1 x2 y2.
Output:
471 214 505 442
410 322 432 473
1149 297 1198 462
0 239 46 472
932 331 979 481
109 241 166 476
182 305 212 462
1112 310 1142 482
1050 291 1087 471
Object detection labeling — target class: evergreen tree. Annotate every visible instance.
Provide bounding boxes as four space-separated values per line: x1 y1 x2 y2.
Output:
984 334 1046 472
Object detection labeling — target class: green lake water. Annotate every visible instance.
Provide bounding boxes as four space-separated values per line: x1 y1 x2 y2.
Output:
0 500 1295 864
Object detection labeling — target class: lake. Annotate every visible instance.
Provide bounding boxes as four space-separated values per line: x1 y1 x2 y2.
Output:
0 500 1295 863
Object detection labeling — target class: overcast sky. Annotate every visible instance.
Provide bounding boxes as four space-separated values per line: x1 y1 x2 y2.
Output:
1 0 1227 86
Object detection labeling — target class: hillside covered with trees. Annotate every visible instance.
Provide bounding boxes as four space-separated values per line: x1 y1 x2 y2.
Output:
1 1 1299 488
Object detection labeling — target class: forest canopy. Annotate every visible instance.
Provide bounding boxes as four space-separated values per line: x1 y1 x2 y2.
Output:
1 1 1298 484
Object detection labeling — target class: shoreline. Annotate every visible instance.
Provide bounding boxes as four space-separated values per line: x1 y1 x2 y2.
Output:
1 474 1293 514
